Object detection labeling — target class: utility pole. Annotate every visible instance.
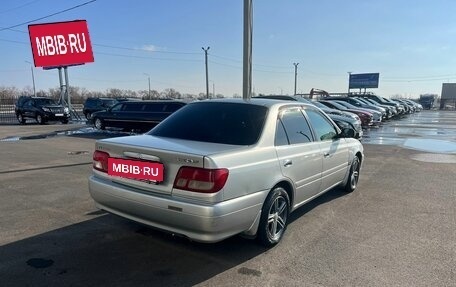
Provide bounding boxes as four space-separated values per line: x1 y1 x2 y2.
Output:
143 73 151 98
212 82 215 98
25 61 36 97
293 62 299 96
202 47 210 99
243 0 253 100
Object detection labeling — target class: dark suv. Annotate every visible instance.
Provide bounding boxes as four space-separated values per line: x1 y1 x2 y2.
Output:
83 97 118 120
15 96 70 125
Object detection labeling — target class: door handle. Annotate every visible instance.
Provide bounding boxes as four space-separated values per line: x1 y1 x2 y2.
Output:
283 159 293 167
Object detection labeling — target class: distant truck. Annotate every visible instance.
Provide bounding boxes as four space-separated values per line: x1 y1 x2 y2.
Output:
419 94 436 110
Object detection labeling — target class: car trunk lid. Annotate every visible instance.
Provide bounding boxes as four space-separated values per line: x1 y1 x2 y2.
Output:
95 135 244 195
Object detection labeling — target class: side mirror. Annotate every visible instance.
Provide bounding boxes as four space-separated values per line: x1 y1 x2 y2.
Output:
340 127 356 138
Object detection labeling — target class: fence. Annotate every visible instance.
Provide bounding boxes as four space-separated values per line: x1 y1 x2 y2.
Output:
0 97 17 124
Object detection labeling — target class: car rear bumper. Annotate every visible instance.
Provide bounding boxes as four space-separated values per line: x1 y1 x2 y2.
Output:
88 175 266 243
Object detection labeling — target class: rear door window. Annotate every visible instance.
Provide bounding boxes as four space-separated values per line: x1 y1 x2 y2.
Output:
275 120 289 146
305 108 338 141
279 108 314 144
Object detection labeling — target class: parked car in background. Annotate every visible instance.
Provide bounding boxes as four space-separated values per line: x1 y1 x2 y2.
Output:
89 99 363 246
362 98 398 117
83 97 119 120
326 96 387 120
391 99 415 113
15 96 70 125
361 95 405 115
254 95 363 138
354 97 395 119
401 99 423 111
328 100 383 124
91 100 186 132
319 100 374 127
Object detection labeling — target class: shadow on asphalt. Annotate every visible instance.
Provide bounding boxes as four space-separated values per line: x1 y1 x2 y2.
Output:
288 187 347 224
0 187 347 287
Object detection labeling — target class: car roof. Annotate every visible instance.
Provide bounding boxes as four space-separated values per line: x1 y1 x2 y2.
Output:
193 98 316 110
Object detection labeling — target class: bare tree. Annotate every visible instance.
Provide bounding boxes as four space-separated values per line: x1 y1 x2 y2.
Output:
161 88 181 99
106 88 123 98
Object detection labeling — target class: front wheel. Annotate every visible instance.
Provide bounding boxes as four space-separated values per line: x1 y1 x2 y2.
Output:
257 187 290 247
94 118 105 130
36 114 45 125
344 157 360 193
17 113 26 124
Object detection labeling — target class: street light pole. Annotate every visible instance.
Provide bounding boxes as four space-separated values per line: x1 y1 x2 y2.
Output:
25 61 36 97
202 47 210 99
293 62 299 96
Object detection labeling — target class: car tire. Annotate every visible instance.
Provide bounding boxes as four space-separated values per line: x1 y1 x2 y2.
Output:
257 187 290 247
344 156 360 193
61 119 69 124
17 113 26 124
85 112 91 120
36 114 45 125
94 117 105 130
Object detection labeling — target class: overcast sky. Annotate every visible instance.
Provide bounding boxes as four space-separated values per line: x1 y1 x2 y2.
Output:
1 0 456 98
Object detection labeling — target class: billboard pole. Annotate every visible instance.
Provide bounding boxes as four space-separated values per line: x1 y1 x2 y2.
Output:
58 67 65 104
64 66 71 120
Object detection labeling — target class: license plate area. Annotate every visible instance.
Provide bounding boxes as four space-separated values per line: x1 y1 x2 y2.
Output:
108 157 164 183
55 113 64 116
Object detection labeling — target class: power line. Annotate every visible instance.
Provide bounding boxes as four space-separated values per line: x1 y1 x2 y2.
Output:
94 51 203 63
93 43 200 55
209 60 293 74
382 74 456 82
0 0 97 32
210 53 291 69
0 38 28 44
383 77 456 83
0 0 43 14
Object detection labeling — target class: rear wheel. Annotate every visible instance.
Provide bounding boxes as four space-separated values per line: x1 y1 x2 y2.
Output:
257 187 290 247
36 114 45 125
61 119 69 124
17 113 26 124
85 112 91 120
344 157 360 193
94 118 105 130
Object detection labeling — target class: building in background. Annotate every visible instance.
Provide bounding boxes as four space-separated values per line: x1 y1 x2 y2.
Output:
440 83 456 110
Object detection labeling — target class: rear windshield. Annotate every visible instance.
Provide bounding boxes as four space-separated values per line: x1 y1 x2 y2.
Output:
149 102 268 145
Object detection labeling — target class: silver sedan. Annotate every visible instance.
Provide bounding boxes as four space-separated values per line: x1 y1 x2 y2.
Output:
89 99 363 247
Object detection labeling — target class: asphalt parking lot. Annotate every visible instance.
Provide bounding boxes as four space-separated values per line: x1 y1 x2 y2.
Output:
0 111 455 287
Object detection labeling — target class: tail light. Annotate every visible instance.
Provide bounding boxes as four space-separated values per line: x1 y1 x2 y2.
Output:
173 167 229 193
93 150 109 172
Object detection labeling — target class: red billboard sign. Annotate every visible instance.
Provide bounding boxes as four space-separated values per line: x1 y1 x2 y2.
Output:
28 20 94 68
